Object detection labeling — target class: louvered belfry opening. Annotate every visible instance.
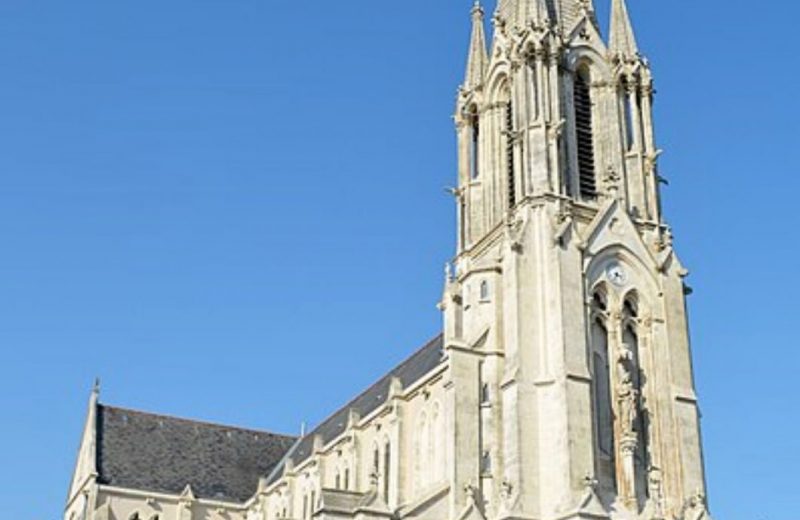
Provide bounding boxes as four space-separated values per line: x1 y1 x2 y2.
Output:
574 70 597 198
469 107 480 180
506 100 516 208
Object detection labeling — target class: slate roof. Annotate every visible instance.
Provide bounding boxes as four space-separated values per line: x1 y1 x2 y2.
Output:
271 334 445 480
92 334 445 501
96 405 297 503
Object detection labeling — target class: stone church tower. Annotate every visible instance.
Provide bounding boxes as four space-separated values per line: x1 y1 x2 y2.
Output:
63 3 712 520
442 0 711 518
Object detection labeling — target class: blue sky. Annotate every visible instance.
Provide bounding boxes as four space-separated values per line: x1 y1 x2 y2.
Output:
0 1 796 519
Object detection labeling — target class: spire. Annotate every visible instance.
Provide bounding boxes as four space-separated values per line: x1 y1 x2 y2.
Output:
609 0 639 58
463 1 488 90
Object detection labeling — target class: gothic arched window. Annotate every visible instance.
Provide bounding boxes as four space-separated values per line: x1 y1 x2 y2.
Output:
383 441 391 501
624 294 639 319
505 98 516 207
591 318 614 457
574 67 597 198
468 106 480 179
592 287 608 312
372 444 380 476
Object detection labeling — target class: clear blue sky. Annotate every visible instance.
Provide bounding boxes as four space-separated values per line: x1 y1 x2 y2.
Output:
0 1 796 519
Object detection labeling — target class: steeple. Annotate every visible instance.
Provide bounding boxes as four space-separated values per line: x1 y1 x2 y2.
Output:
463 1 488 90
609 0 639 58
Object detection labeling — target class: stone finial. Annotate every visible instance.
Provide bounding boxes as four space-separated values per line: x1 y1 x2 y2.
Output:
179 484 196 503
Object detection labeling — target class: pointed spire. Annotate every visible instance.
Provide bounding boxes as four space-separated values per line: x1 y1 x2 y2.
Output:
609 0 639 58
464 1 488 90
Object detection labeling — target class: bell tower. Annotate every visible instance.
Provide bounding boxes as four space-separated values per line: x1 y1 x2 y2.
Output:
441 1 712 519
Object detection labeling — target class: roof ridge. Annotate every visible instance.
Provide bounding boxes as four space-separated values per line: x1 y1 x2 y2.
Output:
98 404 298 439
302 332 444 438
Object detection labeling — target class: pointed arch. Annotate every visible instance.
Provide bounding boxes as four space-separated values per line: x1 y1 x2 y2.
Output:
621 289 640 320
486 73 517 210
586 244 660 302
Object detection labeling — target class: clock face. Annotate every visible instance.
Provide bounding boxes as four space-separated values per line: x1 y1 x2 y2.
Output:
606 263 628 287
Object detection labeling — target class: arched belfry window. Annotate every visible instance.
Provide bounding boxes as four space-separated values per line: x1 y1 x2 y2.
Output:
505 97 516 207
468 106 480 179
574 67 597 198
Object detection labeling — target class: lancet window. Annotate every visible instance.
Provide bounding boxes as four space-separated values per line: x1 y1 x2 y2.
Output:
468 106 480 180
574 67 597 198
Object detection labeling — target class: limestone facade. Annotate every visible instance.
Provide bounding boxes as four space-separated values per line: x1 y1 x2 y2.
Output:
64 2 713 520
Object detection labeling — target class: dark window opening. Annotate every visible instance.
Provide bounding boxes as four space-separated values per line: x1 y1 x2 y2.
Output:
574 71 597 198
506 100 516 207
383 443 391 502
469 108 480 180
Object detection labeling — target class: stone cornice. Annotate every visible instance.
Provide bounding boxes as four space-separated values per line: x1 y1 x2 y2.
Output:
97 484 247 510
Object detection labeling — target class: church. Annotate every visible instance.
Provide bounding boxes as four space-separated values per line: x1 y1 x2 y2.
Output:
63 1 714 520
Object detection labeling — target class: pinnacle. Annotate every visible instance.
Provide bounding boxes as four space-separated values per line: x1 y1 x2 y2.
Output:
609 0 639 58
463 1 488 90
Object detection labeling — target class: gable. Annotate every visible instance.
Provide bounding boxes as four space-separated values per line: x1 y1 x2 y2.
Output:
67 387 99 504
581 199 658 277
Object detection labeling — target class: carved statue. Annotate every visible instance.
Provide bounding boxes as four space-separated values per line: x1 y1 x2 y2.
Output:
681 491 711 520
616 344 639 436
646 467 665 519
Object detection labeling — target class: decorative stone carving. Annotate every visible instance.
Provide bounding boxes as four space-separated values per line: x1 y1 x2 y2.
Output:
603 166 622 199
645 467 665 519
616 344 639 438
681 492 712 520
